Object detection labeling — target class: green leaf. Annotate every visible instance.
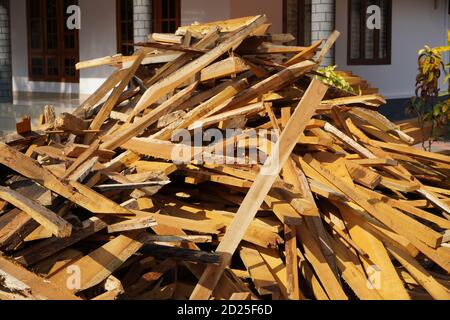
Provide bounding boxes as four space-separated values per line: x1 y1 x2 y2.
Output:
433 104 442 117
444 73 450 84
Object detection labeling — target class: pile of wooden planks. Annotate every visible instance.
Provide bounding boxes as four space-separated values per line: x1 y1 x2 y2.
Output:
0 15 449 301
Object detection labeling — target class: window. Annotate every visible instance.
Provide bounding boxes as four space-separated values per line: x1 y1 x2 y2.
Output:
117 0 134 55
153 0 181 33
26 0 79 82
283 0 312 46
348 0 392 65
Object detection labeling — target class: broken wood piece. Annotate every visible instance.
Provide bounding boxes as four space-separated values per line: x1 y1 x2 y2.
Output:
0 187 72 238
190 79 328 300
107 217 157 233
140 244 220 265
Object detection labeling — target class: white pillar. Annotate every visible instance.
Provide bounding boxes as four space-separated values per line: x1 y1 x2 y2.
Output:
133 0 152 44
0 0 11 102
311 0 335 66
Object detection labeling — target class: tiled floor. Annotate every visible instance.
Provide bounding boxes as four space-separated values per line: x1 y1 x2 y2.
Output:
0 92 87 134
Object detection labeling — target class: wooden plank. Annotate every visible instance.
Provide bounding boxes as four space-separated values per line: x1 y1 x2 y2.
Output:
15 216 111 267
152 78 248 140
239 245 278 296
203 60 316 119
386 242 450 300
328 236 383 300
107 217 157 233
128 15 267 120
0 187 72 238
266 103 340 281
0 255 80 300
303 154 443 249
373 141 450 164
149 33 183 44
188 102 265 131
200 56 250 82
258 247 305 300
336 201 411 300
84 50 147 144
73 68 128 118
49 231 147 293
0 143 133 216
176 16 259 35
54 113 88 135
285 39 323 66
64 143 115 160
100 81 198 151
140 244 220 265
345 160 382 189
284 223 300 300
190 79 328 300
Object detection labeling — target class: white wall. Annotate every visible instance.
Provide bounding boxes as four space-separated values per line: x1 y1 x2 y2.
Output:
181 0 231 26
230 0 283 34
10 0 117 96
335 0 449 99
78 0 117 95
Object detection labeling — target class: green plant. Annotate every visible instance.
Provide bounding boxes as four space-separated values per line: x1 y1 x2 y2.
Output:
316 66 355 94
407 32 450 151
415 45 444 99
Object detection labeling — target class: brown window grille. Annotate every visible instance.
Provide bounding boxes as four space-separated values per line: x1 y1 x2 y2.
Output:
26 0 79 82
347 0 392 65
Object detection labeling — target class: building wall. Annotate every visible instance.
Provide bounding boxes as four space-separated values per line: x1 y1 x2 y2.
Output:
0 0 12 102
78 0 117 95
10 0 117 96
181 0 230 26
335 0 449 99
229 0 283 34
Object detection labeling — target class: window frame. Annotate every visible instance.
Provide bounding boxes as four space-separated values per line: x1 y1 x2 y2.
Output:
152 0 181 33
347 0 392 66
283 0 306 46
26 0 80 83
116 0 135 56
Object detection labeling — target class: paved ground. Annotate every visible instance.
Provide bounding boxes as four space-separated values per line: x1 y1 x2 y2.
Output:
419 141 450 153
0 92 83 134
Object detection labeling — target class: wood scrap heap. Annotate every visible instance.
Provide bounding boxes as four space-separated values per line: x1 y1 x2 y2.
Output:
0 15 449 301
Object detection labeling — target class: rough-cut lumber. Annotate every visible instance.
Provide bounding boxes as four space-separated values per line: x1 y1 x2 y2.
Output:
239 245 278 296
0 255 81 300
190 79 328 300
128 15 267 119
50 231 147 293
107 217 157 233
304 155 443 249
100 81 198 151
0 187 72 238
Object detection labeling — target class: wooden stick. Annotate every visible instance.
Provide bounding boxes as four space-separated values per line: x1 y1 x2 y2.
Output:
0 255 80 300
190 79 328 300
0 187 72 238
284 223 300 300
100 81 198 151
127 15 267 120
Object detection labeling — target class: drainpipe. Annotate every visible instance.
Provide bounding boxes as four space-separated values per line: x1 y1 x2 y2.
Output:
311 0 336 67
0 0 12 103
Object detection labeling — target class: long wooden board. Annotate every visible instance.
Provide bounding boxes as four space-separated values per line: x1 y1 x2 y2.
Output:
190 79 328 300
